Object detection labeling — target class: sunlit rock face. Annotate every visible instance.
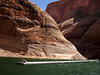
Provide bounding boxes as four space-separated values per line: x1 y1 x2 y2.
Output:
0 0 85 59
46 0 100 59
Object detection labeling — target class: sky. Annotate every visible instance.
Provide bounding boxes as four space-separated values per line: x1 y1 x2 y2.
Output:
29 0 59 10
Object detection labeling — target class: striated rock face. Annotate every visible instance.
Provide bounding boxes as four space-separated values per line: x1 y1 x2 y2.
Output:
0 0 85 59
46 0 100 59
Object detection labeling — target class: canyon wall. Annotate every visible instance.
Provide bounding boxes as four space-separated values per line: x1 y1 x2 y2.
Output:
0 0 85 59
46 0 100 59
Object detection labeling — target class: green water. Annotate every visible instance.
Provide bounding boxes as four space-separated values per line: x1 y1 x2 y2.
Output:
0 57 100 75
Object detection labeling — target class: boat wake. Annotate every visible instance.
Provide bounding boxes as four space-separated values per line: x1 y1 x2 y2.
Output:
17 60 98 65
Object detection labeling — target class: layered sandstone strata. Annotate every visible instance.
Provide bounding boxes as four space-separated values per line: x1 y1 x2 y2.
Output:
0 0 85 59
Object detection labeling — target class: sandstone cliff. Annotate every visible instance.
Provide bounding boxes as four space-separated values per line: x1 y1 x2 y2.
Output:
0 0 85 59
46 0 100 59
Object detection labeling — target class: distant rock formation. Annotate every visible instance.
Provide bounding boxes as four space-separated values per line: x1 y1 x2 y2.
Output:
46 0 100 59
0 0 85 59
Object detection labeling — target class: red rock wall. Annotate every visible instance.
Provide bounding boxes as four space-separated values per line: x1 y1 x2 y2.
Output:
46 0 100 23
0 0 85 59
46 0 100 59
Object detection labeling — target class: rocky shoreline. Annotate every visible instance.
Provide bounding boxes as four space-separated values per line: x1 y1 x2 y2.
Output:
0 48 86 60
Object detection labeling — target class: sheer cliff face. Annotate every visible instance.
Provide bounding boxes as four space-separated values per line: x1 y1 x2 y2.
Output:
46 0 100 23
46 0 100 59
0 0 85 59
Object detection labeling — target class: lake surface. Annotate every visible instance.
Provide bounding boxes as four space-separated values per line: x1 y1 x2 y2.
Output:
0 57 100 75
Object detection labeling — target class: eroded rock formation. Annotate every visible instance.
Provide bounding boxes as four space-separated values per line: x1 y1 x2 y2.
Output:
46 0 100 59
0 0 85 59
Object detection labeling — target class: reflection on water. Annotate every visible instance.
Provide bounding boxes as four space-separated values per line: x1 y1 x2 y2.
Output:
0 57 100 75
